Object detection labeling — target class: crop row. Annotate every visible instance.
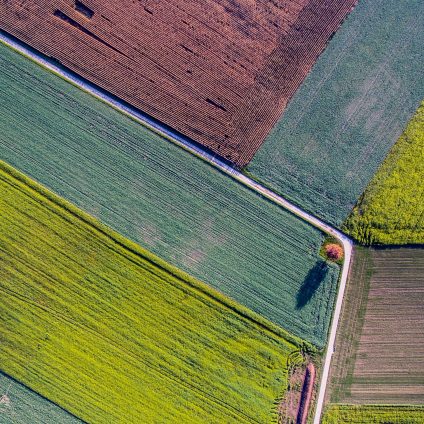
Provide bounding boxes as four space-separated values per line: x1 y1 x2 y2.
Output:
0 0 356 166
0 161 305 423
323 405 424 423
327 247 424 405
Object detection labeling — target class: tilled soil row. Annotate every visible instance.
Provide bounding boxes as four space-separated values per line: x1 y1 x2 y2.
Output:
0 0 356 166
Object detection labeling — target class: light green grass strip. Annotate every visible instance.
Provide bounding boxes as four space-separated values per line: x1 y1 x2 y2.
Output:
322 404 424 424
344 101 424 244
0 160 308 424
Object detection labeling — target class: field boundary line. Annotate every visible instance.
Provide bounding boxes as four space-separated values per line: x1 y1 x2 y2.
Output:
0 32 353 424
0 161 304 350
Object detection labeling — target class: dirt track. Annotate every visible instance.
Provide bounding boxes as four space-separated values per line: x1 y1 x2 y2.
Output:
0 0 356 166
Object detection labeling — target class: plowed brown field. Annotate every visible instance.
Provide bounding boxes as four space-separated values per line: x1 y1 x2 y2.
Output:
0 0 356 166
327 247 424 404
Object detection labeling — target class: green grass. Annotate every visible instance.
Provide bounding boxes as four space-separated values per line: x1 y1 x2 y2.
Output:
322 405 424 423
247 0 424 227
0 41 340 347
344 101 424 244
0 372 81 423
0 160 308 423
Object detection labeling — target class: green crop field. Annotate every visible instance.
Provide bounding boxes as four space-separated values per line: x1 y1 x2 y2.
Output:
322 405 424 424
0 372 81 423
247 0 424 227
0 161 308 423
344 101 424 244
0 41 340 347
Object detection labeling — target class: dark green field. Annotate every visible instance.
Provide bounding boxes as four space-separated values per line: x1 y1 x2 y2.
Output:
0 41 340 347
248 0 424 227
0 372 81 423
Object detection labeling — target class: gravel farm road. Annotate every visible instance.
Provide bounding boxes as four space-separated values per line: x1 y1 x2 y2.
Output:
0 31 353 424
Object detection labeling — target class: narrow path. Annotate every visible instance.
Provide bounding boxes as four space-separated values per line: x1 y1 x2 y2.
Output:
0 32 353 424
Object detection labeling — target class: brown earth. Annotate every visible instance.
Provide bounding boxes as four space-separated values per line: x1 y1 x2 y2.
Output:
327 247 424 404
0 0 357 166
279 365 305 423
297 363 315 424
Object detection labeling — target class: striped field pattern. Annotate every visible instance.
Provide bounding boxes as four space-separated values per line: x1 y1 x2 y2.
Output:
0 42 340 346
0 161 304 423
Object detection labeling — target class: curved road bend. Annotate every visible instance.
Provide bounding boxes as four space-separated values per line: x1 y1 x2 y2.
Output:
0 33 353 424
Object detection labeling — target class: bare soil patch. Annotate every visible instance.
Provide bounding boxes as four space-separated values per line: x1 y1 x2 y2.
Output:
327 247 424 404
279 360 317 424
0 0 356 166
297 363 316 424
279 365 305 423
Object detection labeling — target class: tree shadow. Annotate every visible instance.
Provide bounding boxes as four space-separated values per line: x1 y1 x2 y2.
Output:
296 260 329 309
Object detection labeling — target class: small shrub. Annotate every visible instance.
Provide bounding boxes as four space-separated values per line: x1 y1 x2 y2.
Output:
325 244 344 261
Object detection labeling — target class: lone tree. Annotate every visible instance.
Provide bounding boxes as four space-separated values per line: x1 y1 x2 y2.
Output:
325 243 344 261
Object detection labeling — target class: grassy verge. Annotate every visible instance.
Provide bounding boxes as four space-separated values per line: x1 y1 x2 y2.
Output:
322 405 424 423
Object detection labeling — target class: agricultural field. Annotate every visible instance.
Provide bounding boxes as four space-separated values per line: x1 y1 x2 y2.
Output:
0 42 340 347
0 161 307 423
248 0 424 227
344 101 424 245
327 247 424 405
0 372 81 423
322 405 424 424
0 0 357 166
